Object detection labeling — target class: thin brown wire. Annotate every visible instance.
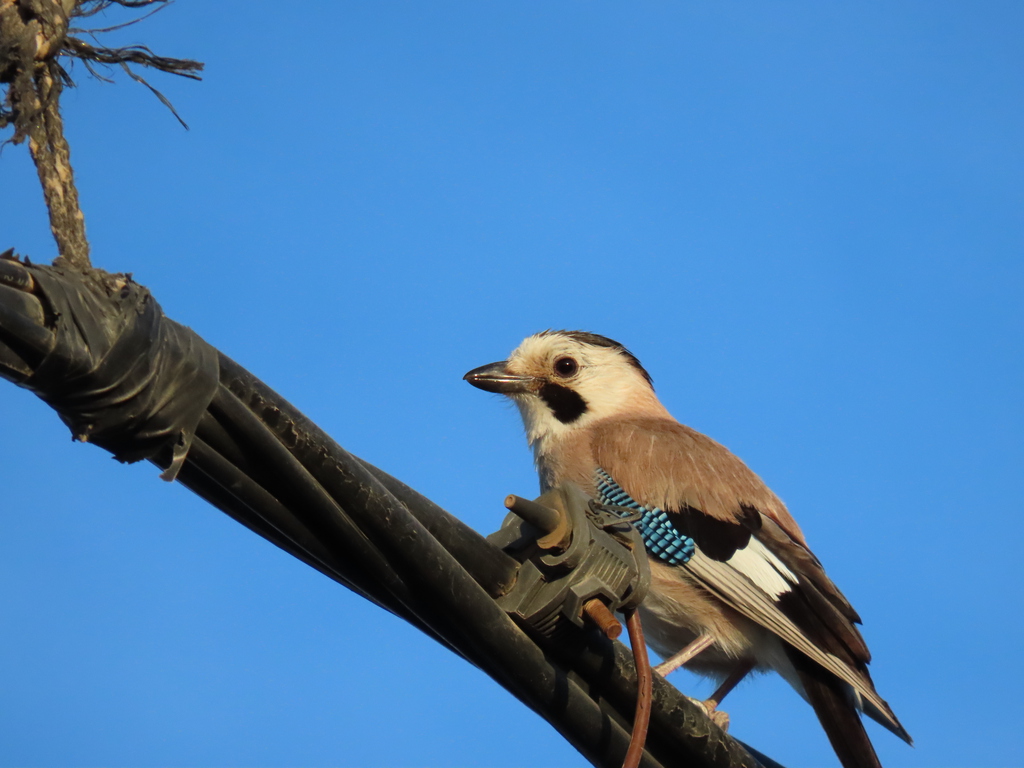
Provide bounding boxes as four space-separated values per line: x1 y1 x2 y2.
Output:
622 609 653 768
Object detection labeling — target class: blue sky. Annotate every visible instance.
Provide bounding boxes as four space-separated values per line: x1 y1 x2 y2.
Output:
2 2 1022 766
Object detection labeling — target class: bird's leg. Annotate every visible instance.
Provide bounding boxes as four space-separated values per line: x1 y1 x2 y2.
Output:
653 634 715 676
697 659 756 731
706 658 755 709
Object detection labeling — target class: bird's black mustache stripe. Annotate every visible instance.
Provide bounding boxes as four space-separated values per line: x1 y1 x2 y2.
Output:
538 382 587 423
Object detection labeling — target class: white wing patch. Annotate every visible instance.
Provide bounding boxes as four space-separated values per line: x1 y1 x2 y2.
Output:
724 538 797 597
684 542 894 720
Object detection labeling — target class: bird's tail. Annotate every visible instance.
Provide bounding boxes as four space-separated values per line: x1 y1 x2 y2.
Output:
785 647 882 768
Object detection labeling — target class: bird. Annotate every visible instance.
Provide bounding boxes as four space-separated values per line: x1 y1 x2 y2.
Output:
464 330 911 768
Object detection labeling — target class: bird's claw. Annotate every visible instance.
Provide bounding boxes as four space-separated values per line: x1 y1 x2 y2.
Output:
686 696 731 731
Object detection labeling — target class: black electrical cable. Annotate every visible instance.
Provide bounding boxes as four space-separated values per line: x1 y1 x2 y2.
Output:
355 459 518 599
182 434 386 606
216 355 520 597
205 388 418 604
179 431 466 659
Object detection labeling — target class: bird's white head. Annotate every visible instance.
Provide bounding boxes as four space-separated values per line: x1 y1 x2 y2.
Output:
464 330 670 454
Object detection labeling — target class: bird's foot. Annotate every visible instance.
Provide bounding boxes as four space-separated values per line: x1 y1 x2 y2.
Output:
705 704 730 731
687 696 731 731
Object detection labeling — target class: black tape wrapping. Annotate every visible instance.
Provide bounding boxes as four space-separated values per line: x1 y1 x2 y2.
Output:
20 265 219 481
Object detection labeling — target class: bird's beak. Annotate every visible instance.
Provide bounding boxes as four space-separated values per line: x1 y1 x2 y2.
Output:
463 361 536 394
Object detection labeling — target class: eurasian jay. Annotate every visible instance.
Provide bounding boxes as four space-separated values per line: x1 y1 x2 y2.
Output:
465 330 910 768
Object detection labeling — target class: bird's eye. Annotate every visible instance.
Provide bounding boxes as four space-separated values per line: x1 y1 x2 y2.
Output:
553 356 579 377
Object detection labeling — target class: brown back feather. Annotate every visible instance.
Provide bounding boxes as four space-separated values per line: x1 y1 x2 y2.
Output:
588 418 807 545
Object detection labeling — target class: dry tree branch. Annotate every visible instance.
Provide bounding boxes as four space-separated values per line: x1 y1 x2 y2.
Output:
62 35 201 127
0 0 202 269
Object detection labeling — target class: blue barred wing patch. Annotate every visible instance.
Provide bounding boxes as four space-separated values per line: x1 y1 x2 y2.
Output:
595 468 695 565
